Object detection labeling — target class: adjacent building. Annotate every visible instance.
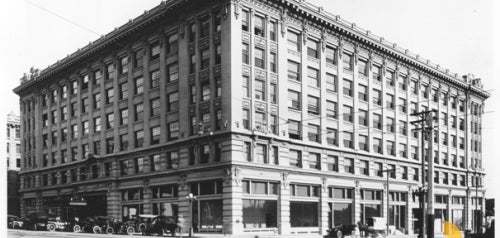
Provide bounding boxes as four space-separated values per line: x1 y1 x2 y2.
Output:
6 112 21 216
13 0 489 236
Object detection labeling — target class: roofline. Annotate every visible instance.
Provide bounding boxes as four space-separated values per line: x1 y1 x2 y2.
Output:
13 0 187 95
14 0 490 99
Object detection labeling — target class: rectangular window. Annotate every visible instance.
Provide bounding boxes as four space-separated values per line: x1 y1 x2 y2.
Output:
242 109 250 129
288 60 300 81
270 83 277 104
106 138 114 154
308 124 320 143
326 100 337 119
168 122 179 140
200 49 210 69
120 108 128 125
151 126 160 145
120 134 128 151
81 97 89 113
242 75 250 98
135 130 144 148
288 120 301 140
200 17 210 38
307 39 319 58
146 98 159 117
289 149 301 167
270 52 277 73
307 95 319 115
386 71 395 86
287 31 300 52
398 75 407 90
106 113 114 129
150 41 160 61
254 48 265 69
343 105 353 123
167 33 178 54
358 59 367 76
165 63 179 83
359 135 368 151
343 79 353 97
326 128 337 146
135 103 144 121
307 67 319 87
120 56 128 74
242 43 249 64
359 110 368 126
288 90 301 110
373 65 381 81
326 73 337 92
254 14 265 36
342 52 353 70
269 21 277 41
344 158 354 174
325 46 337 65
343 132 353 149
254 144 267 163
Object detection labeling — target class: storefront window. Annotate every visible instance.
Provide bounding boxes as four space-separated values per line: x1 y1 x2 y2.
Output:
152 202 178 217
243 199 277 228
333 203 352 226
452 209 464 230
360 204 381 224
151 184 178 199
122 204 144 221
200 200 223 229
389 205 407 230
290 202 318 227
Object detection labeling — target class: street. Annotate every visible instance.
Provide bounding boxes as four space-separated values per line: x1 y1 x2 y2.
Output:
7 229 190 238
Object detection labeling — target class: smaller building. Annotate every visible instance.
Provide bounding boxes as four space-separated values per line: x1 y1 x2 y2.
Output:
6 112 21 216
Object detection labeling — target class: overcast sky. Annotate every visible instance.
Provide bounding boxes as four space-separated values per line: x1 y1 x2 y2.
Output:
0 0 498 205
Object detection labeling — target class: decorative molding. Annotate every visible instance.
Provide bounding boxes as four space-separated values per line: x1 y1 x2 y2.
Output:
179 173 187 189
233 0 240 19
280 7 287 37
223 167 241 185
281 171 289 189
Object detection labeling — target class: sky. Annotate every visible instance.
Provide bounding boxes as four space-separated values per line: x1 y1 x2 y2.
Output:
0 0 498 223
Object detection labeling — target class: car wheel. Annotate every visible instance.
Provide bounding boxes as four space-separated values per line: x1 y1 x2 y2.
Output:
138 223 146 232
336 230 343 238
73 224 81 232
47 223 56 232
93 225 101 233
12 223 19 229
106 226 114 234
126 226 135 235
33 224 38 231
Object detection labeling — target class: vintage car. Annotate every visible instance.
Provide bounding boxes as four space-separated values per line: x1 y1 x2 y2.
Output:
327 224 356 238
123 214 154 235
89 216 115 234
7 215 24 229
141 215 179 236
47 216 70 232
71 216 99 233
24 213 49 231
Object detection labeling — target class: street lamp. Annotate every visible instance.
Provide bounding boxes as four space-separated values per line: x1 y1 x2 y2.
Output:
186 193 197 237
381 168 396 236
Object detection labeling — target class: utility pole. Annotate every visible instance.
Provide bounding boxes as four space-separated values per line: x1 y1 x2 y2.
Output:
411 109 437 238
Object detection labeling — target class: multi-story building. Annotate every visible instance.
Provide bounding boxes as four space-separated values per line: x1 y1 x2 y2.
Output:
6 112 21 216
13 0 489 236
6 112 21 171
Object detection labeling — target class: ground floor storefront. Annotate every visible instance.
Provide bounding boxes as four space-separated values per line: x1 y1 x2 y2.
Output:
19 165 483 236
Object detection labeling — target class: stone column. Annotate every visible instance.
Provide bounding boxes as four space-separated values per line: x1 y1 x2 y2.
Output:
177 174 190 234
354 180 361 226
107 181 121 219
222 167 243 235
320 177 329 235
279 172 291 235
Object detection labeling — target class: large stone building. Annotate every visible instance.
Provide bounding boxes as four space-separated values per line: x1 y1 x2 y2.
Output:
13 0 489 236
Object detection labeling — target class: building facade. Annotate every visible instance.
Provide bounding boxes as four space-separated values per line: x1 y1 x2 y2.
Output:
6 112 21 216
13 0 489 236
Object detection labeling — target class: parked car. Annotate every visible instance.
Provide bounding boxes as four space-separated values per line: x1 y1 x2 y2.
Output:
123 214 152 235
47 216 70 232
90 216 115 234
141 215 179 236
71 216 97 233
327 224 356 238
24 213 48 231
7 215 24 229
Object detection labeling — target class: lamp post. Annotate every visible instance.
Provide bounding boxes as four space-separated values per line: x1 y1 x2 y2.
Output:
186 193 196 237
382 168 396 236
